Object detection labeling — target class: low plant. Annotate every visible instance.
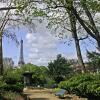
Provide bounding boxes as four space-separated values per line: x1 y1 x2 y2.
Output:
58 73 100 98
1 91 24 100
3 83 24 92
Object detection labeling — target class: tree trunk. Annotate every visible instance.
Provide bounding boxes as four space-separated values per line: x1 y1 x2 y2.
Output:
58 0 86 72
0 34 3 75
68 11 86 73
73 33 86 73
71 6 100 49
81 0 100 49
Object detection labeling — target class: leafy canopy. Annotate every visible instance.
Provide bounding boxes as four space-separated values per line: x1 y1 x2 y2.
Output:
47 54 72 83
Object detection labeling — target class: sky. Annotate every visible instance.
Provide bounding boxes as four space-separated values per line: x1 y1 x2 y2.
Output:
0 1 99 66
3 20 97 66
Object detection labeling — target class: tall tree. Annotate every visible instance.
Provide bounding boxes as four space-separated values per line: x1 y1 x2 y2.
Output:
0 33 3 75
0 0 24 75
0 9 10 75
0 1 99 48
0 0 99 72
87 51 100 72
47 54 72 83
80 0 100 48
64 0 86 72
68 11 86 72
68 0 100 49
0 0 39 75
12 0 87 72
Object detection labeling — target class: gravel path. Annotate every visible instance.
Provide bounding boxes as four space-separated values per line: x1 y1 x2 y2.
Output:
23 88 87 100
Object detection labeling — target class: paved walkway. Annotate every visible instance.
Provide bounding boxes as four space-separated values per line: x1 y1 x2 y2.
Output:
23 88 87 100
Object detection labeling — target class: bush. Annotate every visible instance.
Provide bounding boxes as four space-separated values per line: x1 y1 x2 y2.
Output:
47 79 56 88
87 51 100 72
1 91 24 100
3 83 24 92
3 69 23 84
58 73 100 97
0 76 7 92
5 77 18 84
3 64 48 87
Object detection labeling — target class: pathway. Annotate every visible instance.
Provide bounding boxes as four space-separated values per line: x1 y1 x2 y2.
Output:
23 88 87 100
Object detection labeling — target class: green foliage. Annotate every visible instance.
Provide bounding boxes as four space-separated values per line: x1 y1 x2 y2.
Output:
1 68 24 92
47 54 72 83
1 91 24 100
86 0 100 12
32 9 47 17
46 79 56 88
0 76 6 91
2 83 24 92
3 68 23 84
22 64 48 86
0 64 49 93
3 64 48 87
59 73 100 97
87 51 100 72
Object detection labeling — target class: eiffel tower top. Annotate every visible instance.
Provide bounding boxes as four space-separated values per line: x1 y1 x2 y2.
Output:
18 39 25 66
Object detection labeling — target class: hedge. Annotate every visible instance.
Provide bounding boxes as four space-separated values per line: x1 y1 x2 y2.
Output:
58 73 100 97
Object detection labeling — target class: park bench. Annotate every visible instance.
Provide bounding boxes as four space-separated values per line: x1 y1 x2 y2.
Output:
55 89 66 98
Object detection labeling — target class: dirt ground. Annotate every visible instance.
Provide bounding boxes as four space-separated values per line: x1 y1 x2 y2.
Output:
23 88 88 100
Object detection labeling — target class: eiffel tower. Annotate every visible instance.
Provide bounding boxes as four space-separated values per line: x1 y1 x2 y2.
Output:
18 39 25 66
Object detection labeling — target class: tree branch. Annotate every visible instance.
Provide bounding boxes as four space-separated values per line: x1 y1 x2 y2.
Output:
0 0 44 11
0 7 17 11
78 35 89 41
71 6 96 40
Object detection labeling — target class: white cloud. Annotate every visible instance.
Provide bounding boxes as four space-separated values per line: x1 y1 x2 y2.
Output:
25 20 60 66
26 32 59 66
25 18 89 66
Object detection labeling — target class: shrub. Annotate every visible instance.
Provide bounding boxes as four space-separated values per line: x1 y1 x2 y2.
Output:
1 91 24 100
5 77 17 84
47 79 56 88
3 83 24 92
4 69 23 84
87 51 100 72
3 64 48 87
58 73 100 97
0 76 7 92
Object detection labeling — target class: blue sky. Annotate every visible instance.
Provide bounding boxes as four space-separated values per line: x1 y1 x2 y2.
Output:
2 24 97 66
0 1 99 66
3 26 28 65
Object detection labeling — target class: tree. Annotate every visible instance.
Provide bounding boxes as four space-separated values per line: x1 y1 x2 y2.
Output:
66 0 86 72
11 0 87 72
0 0 33 75
1 0 99 72
47 54 72 83
87 51 100 72
0 1 100 48
69 0 100 49
58 0 100 49
0 0 19 75
0 9 10 75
